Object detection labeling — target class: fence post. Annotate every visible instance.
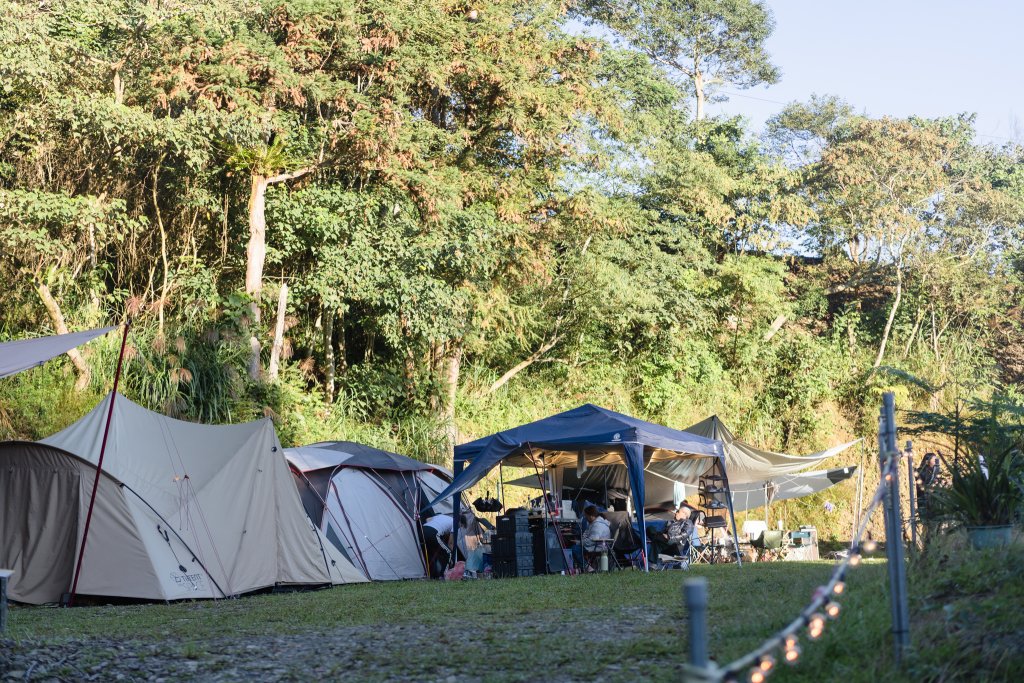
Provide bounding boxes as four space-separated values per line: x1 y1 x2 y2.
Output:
905 441 918 554
0 569 12 634
682 578 717 681
878 393 911 663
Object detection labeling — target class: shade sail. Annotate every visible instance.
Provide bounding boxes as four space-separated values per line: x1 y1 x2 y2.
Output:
646 415 860 485
0 326 116 379
727 466 858 513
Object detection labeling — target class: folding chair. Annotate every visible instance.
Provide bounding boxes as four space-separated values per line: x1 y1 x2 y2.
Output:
750 530 786 562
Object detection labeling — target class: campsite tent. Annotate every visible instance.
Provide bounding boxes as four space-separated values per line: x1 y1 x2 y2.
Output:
0 393 366 604
425 404 729 569
287 442 454 581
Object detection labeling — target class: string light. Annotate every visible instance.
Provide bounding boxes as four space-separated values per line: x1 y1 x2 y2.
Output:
807 613 826 640
714 466 894 683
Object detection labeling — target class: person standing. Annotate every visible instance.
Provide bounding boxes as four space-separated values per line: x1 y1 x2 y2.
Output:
422 512 454 579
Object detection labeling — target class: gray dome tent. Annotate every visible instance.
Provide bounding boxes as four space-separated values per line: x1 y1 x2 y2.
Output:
286 442 454 581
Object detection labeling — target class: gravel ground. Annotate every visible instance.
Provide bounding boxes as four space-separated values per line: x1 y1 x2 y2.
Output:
1 606 677 682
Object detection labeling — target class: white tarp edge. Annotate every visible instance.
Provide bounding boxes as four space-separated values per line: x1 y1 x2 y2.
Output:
0 326 116 379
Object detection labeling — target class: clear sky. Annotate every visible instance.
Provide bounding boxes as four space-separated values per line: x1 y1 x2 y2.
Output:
704 0 1024 143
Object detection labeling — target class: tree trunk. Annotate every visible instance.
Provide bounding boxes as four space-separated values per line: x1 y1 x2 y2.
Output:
152 159 169 335
245 167 313 381
902 307 924 359
442 340 463 462
694 70 706 121
34 280 90 391
246 173 270 380
267 282 288 381
873 269 903 369
484 335 561 397
323 304 335 404
762 315 787 342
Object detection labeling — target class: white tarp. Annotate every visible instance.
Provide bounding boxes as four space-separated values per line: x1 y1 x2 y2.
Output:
0 326 116 378
647 415 860 485
0 393 366 604
724 466 858 512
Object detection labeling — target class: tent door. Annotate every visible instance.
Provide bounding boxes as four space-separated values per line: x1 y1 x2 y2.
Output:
0 463 81 603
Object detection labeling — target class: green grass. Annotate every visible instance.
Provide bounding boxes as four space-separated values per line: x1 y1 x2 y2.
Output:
3 549 1020 682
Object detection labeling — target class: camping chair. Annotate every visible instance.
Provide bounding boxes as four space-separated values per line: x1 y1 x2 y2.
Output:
604 511 644 569
750 530 786 562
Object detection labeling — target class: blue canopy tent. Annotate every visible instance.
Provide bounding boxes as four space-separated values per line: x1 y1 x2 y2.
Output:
425 404 736 571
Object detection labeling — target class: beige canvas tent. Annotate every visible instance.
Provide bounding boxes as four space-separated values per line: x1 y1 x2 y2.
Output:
0 393 366 604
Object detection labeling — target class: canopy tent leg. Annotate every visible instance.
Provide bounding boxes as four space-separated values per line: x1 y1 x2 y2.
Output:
449 460 465 570
721 459 743 567
621 442 648 572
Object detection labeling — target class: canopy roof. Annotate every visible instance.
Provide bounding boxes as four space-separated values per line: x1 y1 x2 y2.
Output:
287 441 446 474
427 403 723 511
645 415 860 485
0 326 115 379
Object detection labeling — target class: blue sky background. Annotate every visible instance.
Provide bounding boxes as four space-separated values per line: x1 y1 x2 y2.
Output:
705 1 1023 143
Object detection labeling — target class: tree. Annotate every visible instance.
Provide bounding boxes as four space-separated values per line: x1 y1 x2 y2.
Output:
580 0 779 120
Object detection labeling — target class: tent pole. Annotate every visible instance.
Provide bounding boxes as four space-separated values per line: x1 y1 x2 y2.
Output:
449 460 465 571
499 462 505 511
527 448 572 576
68 319 130 606
721 457 743 567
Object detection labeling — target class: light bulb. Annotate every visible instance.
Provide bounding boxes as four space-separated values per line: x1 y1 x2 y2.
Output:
849 553 861 566
784 634 798 650
825 601 841 619
784 646 801 664
750 669 766 683
833 581 846 595
863 540 877 552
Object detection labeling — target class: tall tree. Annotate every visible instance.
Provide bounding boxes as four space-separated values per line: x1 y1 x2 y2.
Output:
580 0 779 120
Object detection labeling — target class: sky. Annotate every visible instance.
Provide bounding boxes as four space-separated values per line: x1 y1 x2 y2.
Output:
702 1 1024 144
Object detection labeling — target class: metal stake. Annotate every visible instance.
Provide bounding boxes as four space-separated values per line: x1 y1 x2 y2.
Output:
879 393 911 663
0 569 12 634
683 578 710 676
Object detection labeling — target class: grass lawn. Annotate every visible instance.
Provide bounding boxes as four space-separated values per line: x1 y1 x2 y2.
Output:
3 546 1022 681
3 560 906 682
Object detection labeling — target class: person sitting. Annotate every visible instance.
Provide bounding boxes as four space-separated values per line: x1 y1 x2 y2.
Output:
664 504 696 557
580 505 612 569
422 511 454 579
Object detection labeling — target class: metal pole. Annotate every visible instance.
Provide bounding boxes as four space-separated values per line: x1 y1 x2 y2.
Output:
879 393 911 663
68 320 131 606
684 578 710 673
0 569 11 634
905 441 918 552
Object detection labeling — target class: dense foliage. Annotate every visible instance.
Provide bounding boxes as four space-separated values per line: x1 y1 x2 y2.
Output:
2 0 1023 492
